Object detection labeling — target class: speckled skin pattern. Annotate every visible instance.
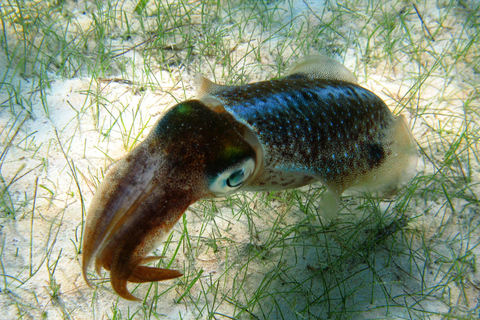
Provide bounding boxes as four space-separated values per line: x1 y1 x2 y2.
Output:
208 76 394 193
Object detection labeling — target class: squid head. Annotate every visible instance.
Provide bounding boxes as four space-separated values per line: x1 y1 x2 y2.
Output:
82 100 257 300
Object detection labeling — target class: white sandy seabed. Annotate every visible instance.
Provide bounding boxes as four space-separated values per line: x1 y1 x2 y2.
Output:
0 0 479 319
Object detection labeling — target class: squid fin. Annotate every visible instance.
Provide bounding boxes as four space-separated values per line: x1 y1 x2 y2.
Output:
318 187 341 220
286 55 358 84
354 115 418 192
195 74 235 98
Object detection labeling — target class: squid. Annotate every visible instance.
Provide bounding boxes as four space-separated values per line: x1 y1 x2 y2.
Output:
82 56 417 300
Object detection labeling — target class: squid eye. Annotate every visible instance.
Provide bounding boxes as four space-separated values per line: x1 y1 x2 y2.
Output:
227 169 245 188
209 158 255 195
